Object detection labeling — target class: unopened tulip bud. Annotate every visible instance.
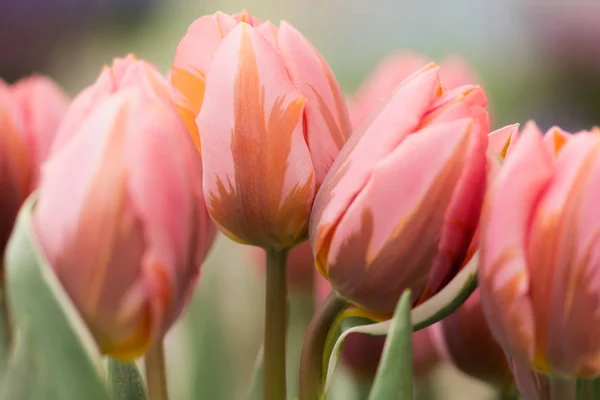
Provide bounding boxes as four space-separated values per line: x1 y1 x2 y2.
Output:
34 70 215 360
310 64 489 315
433 289 512 390
0 76 68 260
479 121 600 379
171 12 352 250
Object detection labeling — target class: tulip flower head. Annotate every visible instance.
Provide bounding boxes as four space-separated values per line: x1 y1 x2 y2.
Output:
479 122 600 378
34 62 215 360
0 76 68 261
310 64 490 315
171 11 352 250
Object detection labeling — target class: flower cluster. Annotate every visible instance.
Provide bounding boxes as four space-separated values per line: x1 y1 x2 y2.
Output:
1 9 599 400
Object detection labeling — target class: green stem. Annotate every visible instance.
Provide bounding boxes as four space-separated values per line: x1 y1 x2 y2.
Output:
264 249 289 400
145 343 169 400
299 291 349 400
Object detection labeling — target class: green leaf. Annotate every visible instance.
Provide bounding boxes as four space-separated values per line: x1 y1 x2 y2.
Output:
4 195 110 400
322 253 480 392
0 329 55 400
368 290 412 400
108 358 148 400
0 293 10 372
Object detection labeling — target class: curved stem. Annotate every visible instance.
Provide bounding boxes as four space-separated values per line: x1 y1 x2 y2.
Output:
299 291 349 400
145 343 169 400
264 249 289 400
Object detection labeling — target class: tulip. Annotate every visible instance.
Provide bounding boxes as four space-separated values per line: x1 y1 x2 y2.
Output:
33 68 216 360
0 76 68 261
479 121 600 380
171 11 352 250
349 52 478 128
310 64 489 315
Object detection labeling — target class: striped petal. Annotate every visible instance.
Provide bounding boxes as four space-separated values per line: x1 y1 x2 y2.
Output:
277 21 352 185
197 23 314 249
529 133 600 375
170 12 237 153
310 64 442 276
325 119 475 313
479 123 554 367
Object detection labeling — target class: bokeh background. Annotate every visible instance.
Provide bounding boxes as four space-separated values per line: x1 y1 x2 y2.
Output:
3 0 600 399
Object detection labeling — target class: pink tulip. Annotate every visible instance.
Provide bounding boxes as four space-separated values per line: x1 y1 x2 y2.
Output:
349 52 478 128
479 121 600 378
171 11 352 250
310 64 489 315
33 66 216 360
0 76 68 261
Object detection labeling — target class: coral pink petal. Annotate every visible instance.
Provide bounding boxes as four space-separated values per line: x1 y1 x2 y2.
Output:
197 23 314 248
326 119 474 313
309 65 441 259
530 133 600 375
277 21 352 185
479 122 554 364
487 123 519 157
11 76 69 181
171 12 237 152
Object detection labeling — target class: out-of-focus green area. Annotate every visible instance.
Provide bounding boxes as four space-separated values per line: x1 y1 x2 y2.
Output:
4 0 600 399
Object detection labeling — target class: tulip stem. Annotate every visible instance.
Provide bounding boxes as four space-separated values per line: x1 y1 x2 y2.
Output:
299 290 349 400
264 248 289 400
145 342 169 400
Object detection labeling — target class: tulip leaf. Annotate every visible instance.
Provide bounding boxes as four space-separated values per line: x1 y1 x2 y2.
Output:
4 195 110 400
108 359 148 400
322 253 479 392
368 290 412 400
0 329 54 400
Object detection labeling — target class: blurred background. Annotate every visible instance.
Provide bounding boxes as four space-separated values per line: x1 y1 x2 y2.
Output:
3 0 600 399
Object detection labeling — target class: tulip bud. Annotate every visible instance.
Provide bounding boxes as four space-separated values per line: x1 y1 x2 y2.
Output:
310 64 489 315
349 52 478 128
171 12 352 250
33 67 216 360
0 76 68 260
433 289 512 390
479 121 600 378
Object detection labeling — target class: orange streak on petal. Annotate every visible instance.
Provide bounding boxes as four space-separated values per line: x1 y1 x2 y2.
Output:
170 66 205 154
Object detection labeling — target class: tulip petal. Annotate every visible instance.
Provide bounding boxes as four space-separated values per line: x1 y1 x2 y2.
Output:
277 21 352 185
479 122 553 366
198 23 314 249
529 133 600 375
543 125 570 156
10 75 69 183
310 65 442 275
0 82 30 255
488 123 519 158
325 119 475 314
35 91 148 356
171 12 237 153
